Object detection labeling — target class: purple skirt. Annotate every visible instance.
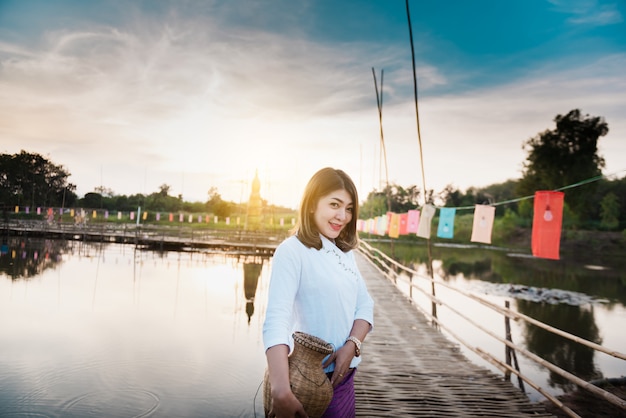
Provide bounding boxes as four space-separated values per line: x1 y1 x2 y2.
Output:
322 368 356 418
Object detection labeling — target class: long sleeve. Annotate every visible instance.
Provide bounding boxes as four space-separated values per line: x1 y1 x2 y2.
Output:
262 235 374 371
263 239 301 351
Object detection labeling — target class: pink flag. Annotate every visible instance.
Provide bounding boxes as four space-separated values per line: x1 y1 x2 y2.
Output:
471 205 495 244
407 210 420 233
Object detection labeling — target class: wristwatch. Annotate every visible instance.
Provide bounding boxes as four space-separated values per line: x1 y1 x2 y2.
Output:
345 336 362 357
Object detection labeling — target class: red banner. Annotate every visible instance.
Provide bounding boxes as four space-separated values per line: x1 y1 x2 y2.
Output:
532 191 564 260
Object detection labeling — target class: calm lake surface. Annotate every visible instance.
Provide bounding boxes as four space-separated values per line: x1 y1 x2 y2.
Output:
1 237 625 416
0 238 270 418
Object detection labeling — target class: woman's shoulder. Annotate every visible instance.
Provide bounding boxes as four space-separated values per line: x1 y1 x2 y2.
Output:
275 235 305 254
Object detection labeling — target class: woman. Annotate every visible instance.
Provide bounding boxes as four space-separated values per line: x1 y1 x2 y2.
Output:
263 167 374 417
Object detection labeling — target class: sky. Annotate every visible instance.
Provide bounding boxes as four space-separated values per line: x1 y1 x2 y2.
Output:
1 0 625 209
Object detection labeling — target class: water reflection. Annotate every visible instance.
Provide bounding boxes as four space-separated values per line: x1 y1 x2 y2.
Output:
0 237 69 280
519 300 602 390
243 260 264 323
0 239 269 417
369 240 626 397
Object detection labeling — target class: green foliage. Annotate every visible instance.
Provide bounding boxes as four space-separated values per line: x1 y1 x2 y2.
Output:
82 192 103 208
517 199 533 227
518 109 608 221
360 192 387 218
0 150 77 207
360 183 423 218
599 192 620 230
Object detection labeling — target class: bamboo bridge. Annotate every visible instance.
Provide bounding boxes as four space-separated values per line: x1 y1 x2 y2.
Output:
4 221 625 417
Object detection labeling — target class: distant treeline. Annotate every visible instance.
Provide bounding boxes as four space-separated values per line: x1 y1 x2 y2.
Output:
2 109 625 230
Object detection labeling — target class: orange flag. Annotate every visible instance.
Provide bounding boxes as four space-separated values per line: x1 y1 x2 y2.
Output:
388 213 400 238
399 213 409 235
532 191 564 260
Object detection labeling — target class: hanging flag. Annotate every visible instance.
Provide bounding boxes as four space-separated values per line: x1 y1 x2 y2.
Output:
399 213 409 235
407 210 420 233
92 210 97 219
388 213 400 238
130 211 135 220
437 207 456 239
375 215 387 236
532 191 564 260
37 207 41 215
156 213 160 221
471 205 496 244
15 206 19 213
417 204 436 238
117 211 122 220
169 213 174 222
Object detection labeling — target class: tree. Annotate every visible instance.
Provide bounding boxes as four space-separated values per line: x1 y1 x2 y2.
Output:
0 150 77 207
517 109 608 222
359 183 424 218
599 192 619 230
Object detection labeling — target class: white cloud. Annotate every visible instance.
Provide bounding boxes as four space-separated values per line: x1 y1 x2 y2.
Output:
0 2 623 208
548 0 623 26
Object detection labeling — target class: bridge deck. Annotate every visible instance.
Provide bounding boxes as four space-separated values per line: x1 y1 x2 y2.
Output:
354 253 554 417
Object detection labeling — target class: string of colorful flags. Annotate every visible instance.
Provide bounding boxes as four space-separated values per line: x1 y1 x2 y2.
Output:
11 206 296 227
356 190 564 260
356 170 625 260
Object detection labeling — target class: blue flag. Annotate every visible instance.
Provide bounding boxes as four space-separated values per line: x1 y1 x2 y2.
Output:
437 207 456 239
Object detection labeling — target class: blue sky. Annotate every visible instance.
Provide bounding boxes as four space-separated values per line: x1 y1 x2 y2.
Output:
1 0 624 208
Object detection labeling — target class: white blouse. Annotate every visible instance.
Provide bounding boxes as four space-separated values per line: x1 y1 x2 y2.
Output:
263 234 374 371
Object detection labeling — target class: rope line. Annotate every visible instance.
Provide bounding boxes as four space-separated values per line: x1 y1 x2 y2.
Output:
436 169 626 212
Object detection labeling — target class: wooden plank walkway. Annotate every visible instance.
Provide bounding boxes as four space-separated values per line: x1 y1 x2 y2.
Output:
354 253 555 417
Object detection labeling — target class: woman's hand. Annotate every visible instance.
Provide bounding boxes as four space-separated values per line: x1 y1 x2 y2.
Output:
323 343 354 388
269 386 308 418
266 344 309 417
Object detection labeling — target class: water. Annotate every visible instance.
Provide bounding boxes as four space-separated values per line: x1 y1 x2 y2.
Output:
0 238 269 417
2 237 625 415
371 240 626 402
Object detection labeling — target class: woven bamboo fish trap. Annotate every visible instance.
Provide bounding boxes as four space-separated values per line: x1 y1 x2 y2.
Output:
263 331 335 418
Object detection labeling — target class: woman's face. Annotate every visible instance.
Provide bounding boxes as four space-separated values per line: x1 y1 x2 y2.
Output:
313 188 353 240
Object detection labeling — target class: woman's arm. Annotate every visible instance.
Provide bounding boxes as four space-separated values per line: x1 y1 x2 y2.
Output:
265 344 308 417
323 318 372 387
